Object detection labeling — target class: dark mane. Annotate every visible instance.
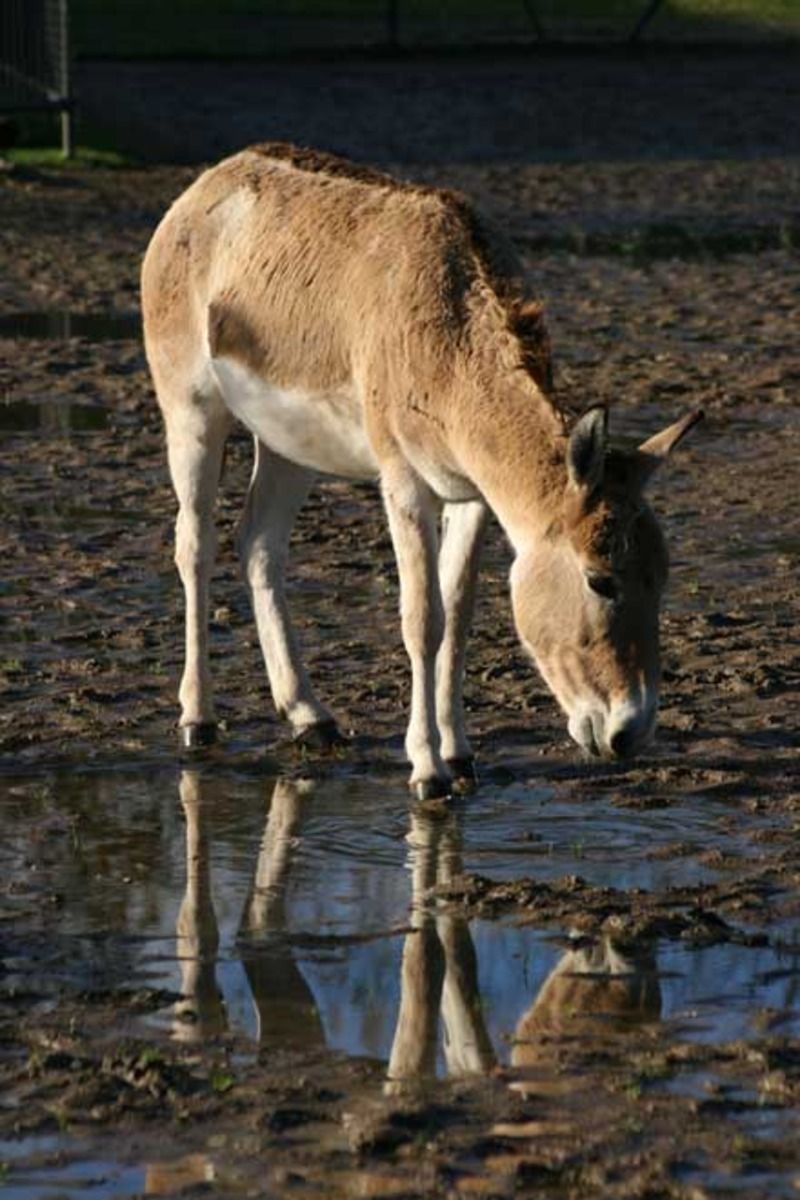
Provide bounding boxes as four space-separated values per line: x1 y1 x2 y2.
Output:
247 141 409 193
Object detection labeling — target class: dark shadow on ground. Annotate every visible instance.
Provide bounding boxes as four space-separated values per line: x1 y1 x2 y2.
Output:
77 47 800 166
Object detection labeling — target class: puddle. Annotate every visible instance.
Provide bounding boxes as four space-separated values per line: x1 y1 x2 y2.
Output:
674 1163 800 1200
0 396 108 435
1 766 799 1196
1 768 797 1055
1 1153 144 1200
0 1136 218 1200
0 311 140 341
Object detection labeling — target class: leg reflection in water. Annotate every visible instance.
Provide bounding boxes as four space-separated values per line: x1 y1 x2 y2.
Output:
173 772 227 1041
387 806 495 1091
237 777 325 1051
176 775 660 1093
174 772 324 1052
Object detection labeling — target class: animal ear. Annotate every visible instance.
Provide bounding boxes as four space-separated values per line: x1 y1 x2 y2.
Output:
567 406 607 492
636 409 704 484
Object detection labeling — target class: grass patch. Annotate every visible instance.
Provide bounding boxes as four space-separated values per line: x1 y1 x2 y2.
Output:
2 113 136 168
5 144 134 168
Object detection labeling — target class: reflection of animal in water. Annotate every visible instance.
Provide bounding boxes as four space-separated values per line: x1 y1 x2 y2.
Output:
142 142 703 800
238 778 326 1049
173 772 226 1039
385 821 662 1094
173 772 323 1050
175 773 492 1081
387 809 495 1088
176 775 661 1083
512 936 661 1088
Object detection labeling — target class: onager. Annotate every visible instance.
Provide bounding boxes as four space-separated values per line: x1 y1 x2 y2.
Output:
142 143 701 798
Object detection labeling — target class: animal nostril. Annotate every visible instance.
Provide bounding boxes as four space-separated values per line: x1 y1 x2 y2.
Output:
609 726 636 758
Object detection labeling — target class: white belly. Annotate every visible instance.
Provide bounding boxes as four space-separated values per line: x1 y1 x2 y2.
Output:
211 355 379 479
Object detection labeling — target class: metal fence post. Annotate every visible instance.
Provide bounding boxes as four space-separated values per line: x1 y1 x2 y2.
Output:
58 0 71 157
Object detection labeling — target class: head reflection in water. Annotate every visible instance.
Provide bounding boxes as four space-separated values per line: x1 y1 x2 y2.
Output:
511 935 662 1090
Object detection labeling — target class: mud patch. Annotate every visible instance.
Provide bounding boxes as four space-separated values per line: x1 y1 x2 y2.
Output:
0 395 108 434
0 311 140 341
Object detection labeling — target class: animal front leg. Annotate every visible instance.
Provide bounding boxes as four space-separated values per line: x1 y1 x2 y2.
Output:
382 463 449 798
436 500 488 786
238 441 340 748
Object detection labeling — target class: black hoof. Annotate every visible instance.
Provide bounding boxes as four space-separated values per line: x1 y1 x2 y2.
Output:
180 722 218 750
446 756 478 792
412 776 452 802
293 719 345 753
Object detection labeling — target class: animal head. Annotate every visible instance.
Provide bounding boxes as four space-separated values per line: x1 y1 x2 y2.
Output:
511 407 702 759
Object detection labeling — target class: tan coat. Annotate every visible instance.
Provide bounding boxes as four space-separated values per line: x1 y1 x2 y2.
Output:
142 143 701 793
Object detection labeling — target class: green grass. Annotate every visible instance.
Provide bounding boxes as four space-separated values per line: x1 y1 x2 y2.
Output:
5 144 133 167
68 0 800 57
2 113 136 166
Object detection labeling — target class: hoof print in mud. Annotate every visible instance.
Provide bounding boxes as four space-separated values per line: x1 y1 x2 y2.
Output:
292 719 346 753
179 722 218 751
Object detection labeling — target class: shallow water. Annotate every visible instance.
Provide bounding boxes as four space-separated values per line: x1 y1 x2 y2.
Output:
1 766 799 1195
0 1142 145 1200
2 767 798 1055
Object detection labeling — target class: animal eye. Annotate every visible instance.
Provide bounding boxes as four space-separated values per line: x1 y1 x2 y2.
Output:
586 572 618 602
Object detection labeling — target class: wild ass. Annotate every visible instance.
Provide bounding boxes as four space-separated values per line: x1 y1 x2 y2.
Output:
142 143 701 798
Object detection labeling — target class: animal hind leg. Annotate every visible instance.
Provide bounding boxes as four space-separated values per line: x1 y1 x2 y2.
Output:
237 439 340 747
163 389 231 748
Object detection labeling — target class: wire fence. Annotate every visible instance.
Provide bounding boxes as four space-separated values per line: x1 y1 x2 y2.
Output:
0 0 72 153
1 2 795 158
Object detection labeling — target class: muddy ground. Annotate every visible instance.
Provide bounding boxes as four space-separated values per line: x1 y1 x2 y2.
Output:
1 51 799 1199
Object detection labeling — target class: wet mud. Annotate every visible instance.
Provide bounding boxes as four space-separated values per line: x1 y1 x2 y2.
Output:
2 55 800 1198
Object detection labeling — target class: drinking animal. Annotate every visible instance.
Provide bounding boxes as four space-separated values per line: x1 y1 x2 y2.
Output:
142 143 701 797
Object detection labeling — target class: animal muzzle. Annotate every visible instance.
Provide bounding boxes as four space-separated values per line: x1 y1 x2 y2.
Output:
568 696 657 760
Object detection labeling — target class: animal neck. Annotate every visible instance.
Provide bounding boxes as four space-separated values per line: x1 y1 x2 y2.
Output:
451 365 568 554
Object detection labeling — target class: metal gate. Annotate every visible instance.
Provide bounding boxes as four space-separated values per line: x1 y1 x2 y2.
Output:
0 0 72 156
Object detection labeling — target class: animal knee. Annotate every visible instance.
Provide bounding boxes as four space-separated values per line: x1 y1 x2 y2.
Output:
175 512 216 580
238 535 286 590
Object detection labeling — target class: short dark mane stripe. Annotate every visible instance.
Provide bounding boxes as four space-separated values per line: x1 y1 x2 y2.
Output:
246 141 408 194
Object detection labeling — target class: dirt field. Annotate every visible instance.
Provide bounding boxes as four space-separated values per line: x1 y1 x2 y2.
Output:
1 51 799 1199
